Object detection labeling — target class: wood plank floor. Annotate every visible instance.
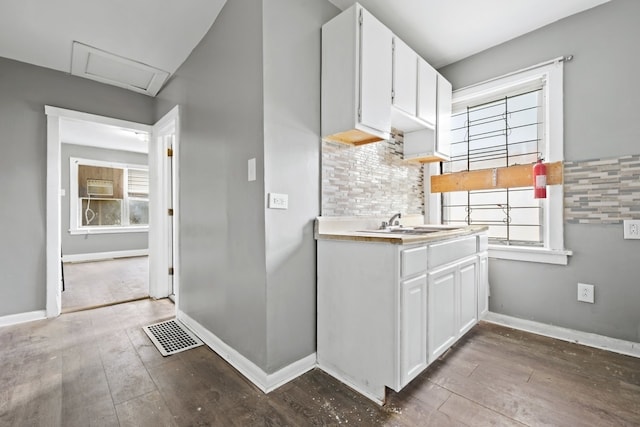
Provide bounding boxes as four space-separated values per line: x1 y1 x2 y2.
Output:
1 298 639 426
62 256 149 313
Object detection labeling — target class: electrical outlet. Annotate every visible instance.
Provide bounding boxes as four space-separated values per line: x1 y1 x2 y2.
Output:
577 283 595 304
623 220 640 239
268 193 288 209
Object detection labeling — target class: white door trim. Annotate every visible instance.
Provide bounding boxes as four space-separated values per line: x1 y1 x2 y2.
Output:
45 106 152 317
149 106 180 304
45 111 62 318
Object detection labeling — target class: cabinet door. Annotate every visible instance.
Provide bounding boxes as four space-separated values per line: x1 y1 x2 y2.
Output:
458 259 478 336
401 274 428 386
417 58 437 127
428 265 457 363
478 254 489 319
436 74 452 159
392 37 417 117
359 8 392 134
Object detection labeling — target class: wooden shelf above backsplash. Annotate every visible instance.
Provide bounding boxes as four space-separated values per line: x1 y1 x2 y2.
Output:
323 129 386 146
431 161 563 193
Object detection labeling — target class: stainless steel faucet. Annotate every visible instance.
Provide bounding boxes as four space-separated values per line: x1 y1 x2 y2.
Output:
381 212 402 229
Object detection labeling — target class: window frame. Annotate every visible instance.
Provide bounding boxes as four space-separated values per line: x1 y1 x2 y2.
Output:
435 60 571 265
445 88 545 245
69 157 149 234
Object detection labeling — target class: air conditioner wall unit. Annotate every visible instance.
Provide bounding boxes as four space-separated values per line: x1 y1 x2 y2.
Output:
87 179 114 196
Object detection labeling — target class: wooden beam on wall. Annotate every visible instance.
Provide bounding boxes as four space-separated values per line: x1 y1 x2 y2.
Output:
431 161 563 193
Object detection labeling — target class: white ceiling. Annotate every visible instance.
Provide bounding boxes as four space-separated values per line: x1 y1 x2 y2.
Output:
0 0 609 97
328 0 610 68
1 0 610 149
0 0 226 83
61 119 149 154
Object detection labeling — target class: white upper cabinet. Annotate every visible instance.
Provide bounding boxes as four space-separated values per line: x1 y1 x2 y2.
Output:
403 73 452 162
391 38 441 134
321 3 451 155
436 75 453 159
417 58 437 127
392 37 417 118
321 4 392 145
360 8 393 138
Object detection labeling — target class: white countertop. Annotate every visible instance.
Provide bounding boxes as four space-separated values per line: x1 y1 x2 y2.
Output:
315 216 488 245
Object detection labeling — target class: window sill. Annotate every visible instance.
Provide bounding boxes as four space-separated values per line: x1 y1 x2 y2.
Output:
69 226 149 235
488 244 572 265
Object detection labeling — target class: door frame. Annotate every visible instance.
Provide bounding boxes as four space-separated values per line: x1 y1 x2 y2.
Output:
149 106 181 305
45 105 180 317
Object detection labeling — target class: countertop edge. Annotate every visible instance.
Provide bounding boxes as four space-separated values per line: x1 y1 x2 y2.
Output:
315 225 488 245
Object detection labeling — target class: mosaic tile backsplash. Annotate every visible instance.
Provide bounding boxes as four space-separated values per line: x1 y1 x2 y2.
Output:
564 154 640 224
321 132 424 217
321 133 638 224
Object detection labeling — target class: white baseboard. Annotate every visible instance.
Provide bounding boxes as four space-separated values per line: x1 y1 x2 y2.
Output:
484 312 640 359
177 310 316 393
0 310 46 328
62 249 149 263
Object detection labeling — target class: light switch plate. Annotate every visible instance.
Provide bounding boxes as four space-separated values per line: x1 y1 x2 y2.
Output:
268 193 288 209
623 220 640 239
248 158 256 182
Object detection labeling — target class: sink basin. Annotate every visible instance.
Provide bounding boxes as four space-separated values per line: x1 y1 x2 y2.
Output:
357 225 460 235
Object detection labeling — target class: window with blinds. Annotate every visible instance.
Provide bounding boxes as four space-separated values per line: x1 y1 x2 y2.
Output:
126 168 149 225
127 168 149 197
442 88 545 245
70 158 150 232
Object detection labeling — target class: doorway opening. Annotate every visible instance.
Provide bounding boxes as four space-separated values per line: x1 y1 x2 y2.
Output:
60 124 151 312
46 106 180 317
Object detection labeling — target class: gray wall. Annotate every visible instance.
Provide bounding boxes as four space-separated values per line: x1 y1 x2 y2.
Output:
263 0 338 372
156 0 338 373
156 0 269 369
61 144 148 256
439 0 640 342
0 56 154 317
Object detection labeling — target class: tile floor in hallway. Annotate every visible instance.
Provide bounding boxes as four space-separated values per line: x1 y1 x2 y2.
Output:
1 297 639 426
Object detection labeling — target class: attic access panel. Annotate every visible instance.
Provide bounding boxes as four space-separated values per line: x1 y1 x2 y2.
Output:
71 41 169 96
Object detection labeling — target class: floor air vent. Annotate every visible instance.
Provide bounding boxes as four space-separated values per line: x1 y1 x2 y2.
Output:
143 319 203 356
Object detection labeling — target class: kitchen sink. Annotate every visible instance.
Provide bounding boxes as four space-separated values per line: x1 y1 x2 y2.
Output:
358 226 461 235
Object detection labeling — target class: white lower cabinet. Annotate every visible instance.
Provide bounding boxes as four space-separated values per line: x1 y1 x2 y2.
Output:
400 274 428 386
317 232 487 405
427 264 457 362
428 256 478 362
478 253 489 318
458 258 479 335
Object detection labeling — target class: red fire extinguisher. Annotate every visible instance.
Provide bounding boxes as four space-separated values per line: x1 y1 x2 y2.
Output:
533 158 547 199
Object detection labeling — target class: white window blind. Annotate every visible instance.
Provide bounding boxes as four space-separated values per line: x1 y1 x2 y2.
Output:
128 168 149 197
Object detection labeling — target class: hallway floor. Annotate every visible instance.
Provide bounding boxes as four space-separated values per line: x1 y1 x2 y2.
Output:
1 298 639 426
62 256 149 313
